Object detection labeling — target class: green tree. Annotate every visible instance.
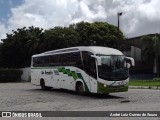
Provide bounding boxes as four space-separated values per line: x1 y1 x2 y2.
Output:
0 21 124 68
41 26 79 51
141 35 160 77
25 26 44 55
70 21 124 48
0 43 3 67
1 27 43 68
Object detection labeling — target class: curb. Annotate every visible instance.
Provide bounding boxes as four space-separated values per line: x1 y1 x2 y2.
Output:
129 86 160 90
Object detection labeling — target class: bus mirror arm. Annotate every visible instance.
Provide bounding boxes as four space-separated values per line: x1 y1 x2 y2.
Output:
91 55 102 66
126 63 131 69
125 57 135 66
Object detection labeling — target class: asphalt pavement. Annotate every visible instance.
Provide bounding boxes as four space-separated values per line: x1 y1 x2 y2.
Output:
0 83 160 120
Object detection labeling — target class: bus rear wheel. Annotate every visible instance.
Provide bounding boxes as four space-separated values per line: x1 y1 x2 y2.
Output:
76 82 84 94
40 79 51 90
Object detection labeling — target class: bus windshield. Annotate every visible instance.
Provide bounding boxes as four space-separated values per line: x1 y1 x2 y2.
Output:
97 55 129 81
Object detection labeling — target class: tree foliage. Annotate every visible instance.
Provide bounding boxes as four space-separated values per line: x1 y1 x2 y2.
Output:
0 22 124 68
0 26 43 68
70 22 123 47
141 35 160 77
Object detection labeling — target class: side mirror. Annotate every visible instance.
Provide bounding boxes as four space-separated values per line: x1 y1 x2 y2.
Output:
125 57 135 66
126 63 131 69
91 55 102 66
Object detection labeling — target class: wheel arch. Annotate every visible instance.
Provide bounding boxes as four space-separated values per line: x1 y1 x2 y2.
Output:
40 78 45 86
75 80 85 92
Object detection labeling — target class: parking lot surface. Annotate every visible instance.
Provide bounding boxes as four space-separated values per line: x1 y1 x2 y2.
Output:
0 83 160 120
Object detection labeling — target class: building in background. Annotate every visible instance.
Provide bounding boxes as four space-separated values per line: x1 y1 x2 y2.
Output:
122 33 159 79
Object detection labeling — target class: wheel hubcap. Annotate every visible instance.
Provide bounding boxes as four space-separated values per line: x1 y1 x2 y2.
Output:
79 85 84 92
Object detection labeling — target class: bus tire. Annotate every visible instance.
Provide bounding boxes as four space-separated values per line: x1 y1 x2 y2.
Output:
76 82 84 94
40 79 51 90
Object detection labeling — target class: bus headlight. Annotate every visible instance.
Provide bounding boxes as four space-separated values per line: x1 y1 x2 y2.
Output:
104 84 107 87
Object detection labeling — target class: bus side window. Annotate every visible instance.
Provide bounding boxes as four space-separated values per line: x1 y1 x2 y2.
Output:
82 51 90 74
41 56 45 67
82 51 96 78
50 55 55 66
33 57 37 67
56 54 61 66
69 52 83 69
74 52 83 69
45 56 50 66
90 58 97 79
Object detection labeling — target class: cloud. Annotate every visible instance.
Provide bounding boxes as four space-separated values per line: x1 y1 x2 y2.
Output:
8 0 106 29
1 0 106 41
1 0 160 41
8 0 78 29
107 0 160 37
0 22 8 42
78 0 106 21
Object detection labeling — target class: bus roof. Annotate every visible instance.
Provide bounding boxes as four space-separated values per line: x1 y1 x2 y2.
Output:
32 46 123 57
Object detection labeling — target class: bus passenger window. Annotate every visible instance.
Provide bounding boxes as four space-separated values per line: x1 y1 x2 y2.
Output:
82 51 96 78
90 58 97 79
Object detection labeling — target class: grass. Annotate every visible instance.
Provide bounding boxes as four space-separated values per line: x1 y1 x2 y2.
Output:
129 79 160 86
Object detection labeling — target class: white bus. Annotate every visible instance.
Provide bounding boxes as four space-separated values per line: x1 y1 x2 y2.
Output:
31 46 134 94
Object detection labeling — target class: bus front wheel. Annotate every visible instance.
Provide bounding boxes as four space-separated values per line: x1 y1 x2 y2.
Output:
76 82 84 94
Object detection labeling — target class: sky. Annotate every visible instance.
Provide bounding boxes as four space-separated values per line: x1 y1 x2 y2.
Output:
0 0 160 41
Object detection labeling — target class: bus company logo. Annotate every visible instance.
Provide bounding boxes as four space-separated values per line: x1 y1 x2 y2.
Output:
109 81 116 86
117 81 125 85
54 70 59 75
41 71 45 74
2 112 11 117
45 70 53 75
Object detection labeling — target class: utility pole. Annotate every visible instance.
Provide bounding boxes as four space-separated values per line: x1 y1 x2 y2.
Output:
117 12 123 50
117 12 123 30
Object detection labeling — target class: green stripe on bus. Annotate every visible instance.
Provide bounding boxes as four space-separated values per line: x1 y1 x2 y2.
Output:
58 68 62 72
66 69 72 76
58 67 90 92
71 71 78 80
